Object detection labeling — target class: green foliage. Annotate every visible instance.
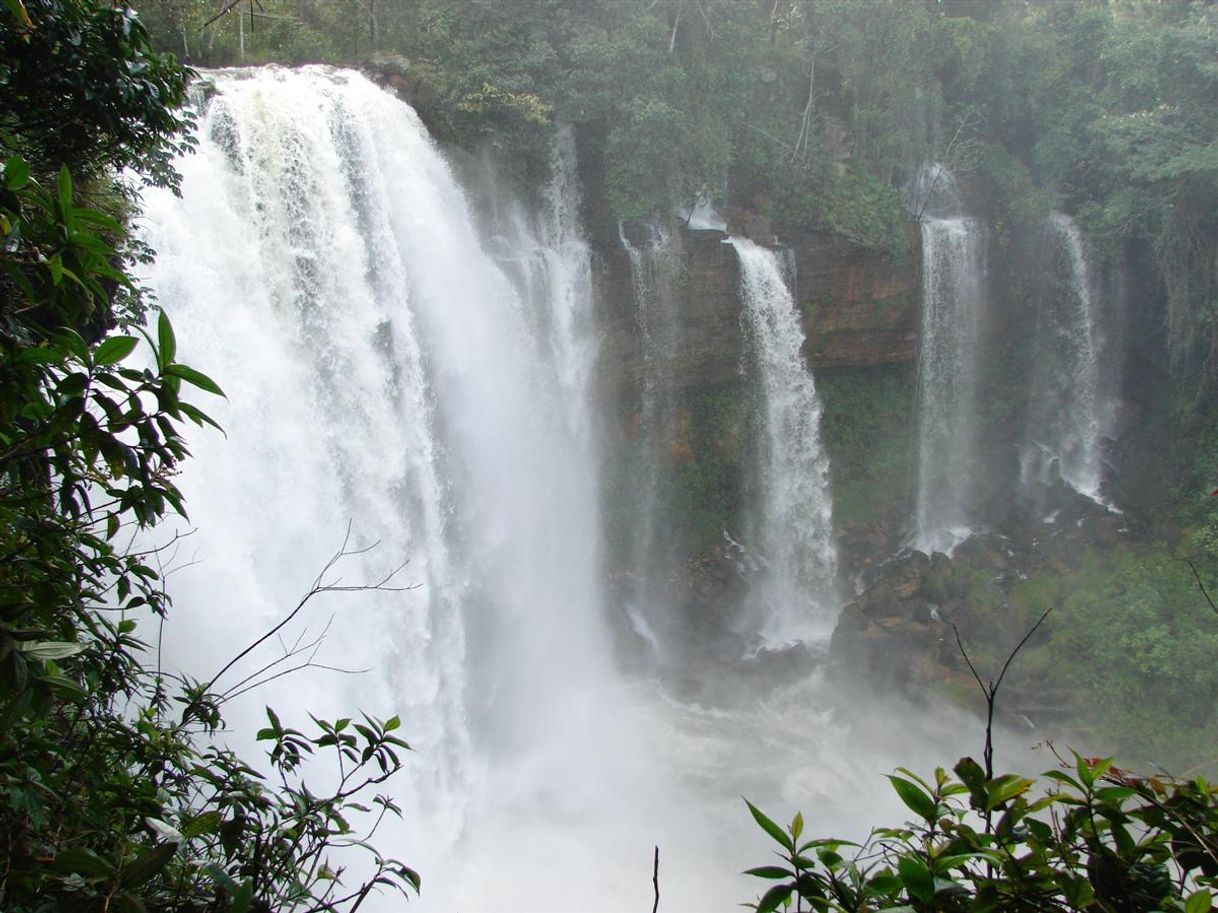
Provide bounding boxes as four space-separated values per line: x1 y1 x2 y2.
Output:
1 0 194 193
970 142 1051 229
746 756 1218 913
0 2 416 911
661 382 746 556
1051 548 1218 765
815 365 915 530
934 539 1218 772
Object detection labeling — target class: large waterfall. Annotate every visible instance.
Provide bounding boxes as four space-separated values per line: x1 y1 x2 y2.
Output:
1023 213 1107 501
137 67 982 912
912 166 987 553
136 65 631 908
730 239 838 637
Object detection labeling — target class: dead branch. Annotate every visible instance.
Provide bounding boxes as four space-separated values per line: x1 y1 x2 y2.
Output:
180 523 414 724
652 845 660 913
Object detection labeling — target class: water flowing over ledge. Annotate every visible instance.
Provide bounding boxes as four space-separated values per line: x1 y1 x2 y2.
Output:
912 166 987 554
730 238 839 639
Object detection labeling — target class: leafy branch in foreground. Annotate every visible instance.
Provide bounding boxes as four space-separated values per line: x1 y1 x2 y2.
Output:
1 4 419 908
745 754 1218 913
743 598 1218 913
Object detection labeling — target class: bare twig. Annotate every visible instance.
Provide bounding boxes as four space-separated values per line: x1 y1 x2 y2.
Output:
202 0 246 30
1184 557 1218 619
181 524 413 724
743 122 795 154
953 607 1054 783
651 845 660 913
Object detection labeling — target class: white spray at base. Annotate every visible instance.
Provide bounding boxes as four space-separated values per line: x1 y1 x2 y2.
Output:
729 239 839 639
1022 213 1109 503
138 68 1021 911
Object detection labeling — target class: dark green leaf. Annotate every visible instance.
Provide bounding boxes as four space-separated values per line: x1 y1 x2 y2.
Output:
897 855 934 903
3 155 29 190
888 775 937 822
55 847 116 878
157 310 176 369
94 336 139 366
1186 888 1213 913
231 878 254 913
164 363 224 397
755 883 793 913
182 810 223 839
985 775 1033 811
746 799 793 852
120 842 177 888
56 167 73 214
745 866 793 880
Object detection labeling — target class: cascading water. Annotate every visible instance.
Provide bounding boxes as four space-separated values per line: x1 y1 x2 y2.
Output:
618 224 684 663
911 165 987 553
137 67 1002 912
1022 213 1107 502
729 239 838 638
137 65 624 907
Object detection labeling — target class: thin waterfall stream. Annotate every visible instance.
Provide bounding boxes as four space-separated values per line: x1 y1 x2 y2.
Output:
912 165 987 553
618 224 684 665
730 238 838 639
1022 213 1108 502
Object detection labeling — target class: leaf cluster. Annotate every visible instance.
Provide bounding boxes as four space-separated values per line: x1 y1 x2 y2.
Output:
0 0 195 194
745 755 1218 913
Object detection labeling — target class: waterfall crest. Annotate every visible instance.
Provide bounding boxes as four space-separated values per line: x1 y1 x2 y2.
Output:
913 165 987 553
730 238 838 638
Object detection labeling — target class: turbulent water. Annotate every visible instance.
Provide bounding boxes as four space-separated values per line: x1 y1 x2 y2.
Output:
730 239 838 637
137 68 999 911
1022 213 1107 501
912 166 987 553
137 65 631 907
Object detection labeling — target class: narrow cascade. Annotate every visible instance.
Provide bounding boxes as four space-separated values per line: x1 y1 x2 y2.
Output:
729 238 838 638
137 66 617 895
912 165 987 553
618 224 683 662
1023 213 1106 501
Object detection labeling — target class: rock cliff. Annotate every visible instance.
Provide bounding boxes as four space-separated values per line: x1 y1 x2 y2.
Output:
594 225 920 396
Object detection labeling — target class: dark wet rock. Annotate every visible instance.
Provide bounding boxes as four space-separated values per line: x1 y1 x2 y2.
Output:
830 610 963 697
854 550 930 618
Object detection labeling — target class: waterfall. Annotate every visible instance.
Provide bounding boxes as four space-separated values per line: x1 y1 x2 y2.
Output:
618 224 683 662
729 239 838 638
137 66 618 901
1022 213 1107 501
912 166 986 553
133 66 992 913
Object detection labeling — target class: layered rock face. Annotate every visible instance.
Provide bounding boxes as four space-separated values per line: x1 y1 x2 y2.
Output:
595 226 919 395
790 230 920 369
